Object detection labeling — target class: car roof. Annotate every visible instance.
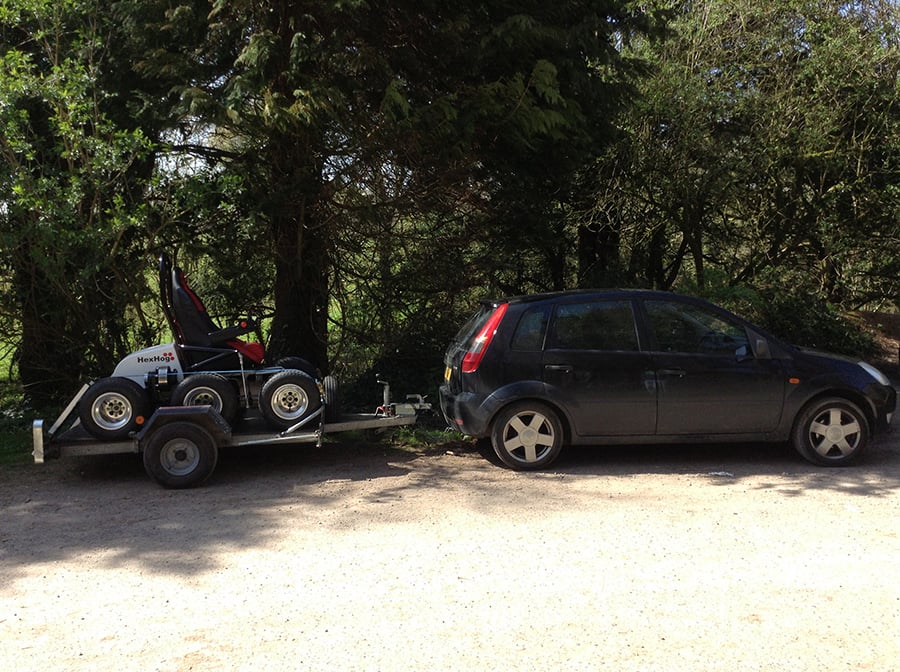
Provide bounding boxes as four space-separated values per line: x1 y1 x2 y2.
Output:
486 288 691 306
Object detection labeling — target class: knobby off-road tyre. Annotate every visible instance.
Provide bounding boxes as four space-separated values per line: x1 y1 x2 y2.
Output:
275 356 319 378
170 373 240 424
490 401 564 470
792 397 869 466
79 377 152 440
142 422 219 489
259 370 322 430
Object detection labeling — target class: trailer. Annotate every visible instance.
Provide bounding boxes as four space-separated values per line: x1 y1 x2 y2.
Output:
33 378 430 488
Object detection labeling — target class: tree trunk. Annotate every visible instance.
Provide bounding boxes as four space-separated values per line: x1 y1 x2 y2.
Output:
263 135 330 371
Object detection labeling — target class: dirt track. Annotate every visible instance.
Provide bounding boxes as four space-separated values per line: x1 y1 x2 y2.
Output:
1 428 898 672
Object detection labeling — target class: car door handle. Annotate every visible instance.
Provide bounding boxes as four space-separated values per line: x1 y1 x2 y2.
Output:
544 365 573 374
658 368 687 378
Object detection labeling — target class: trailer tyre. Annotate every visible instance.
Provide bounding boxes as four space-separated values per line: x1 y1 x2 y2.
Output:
323 375 341 423
142 422 218 489
79 377 151 440
171 373 240 424
259 370 322 430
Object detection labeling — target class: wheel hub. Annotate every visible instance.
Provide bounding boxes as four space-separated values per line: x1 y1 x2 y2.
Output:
93 393 132 430
273 385 309 419
161 439 200 475
825 425 845 443
519 426 539 446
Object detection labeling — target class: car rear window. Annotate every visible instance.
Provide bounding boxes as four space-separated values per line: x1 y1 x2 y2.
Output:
451 304 497 349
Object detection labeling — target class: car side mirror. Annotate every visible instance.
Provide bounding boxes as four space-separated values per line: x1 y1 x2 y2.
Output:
752 336 771 360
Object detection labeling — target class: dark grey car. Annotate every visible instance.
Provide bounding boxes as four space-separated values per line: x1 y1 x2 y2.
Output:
439 290 896 470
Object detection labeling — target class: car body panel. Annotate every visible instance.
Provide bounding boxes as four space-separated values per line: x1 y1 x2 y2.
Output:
542 349 657 436
651 350 786 434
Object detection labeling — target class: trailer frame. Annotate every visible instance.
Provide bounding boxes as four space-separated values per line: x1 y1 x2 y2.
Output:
33 380 425 488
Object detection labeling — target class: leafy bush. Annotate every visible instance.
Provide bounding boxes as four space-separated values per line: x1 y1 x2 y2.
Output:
0 381 32 464
689 279 876 357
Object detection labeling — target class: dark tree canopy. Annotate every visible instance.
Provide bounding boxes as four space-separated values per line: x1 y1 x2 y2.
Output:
1 0 896 404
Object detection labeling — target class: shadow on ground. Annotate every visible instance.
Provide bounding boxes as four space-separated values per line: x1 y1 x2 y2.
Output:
2 423 897 582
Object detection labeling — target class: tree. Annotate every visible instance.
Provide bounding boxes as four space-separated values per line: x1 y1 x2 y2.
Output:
0 0 159 403
583 0 899 312
1 0 669 401
159 0 667 372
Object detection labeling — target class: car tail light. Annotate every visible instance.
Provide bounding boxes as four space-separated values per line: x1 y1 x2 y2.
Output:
461 303 508 373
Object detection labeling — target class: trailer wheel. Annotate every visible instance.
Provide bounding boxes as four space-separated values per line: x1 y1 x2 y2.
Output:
142 422 218 489
259 370 322 430
323 375 342 423
79 377 151 440
170 373 240 424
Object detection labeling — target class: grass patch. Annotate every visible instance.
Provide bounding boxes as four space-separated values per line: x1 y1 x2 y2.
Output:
0 381 34 465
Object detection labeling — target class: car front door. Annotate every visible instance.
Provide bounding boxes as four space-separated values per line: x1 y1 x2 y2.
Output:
542 298 656 437
643 299 786 435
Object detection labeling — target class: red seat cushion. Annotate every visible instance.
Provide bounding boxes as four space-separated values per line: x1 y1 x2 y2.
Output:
228 340 266 364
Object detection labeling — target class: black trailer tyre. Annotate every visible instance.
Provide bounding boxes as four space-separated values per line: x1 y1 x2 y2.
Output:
323 375 341 423
142 422 218 488
491 401 563 470
792 397 869 466
259 370 322 430
171 374 239 424
79 377 152 440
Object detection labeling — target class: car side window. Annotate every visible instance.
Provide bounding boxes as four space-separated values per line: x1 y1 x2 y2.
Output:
645 300 749 355
548 300 639 351
511 306 550 351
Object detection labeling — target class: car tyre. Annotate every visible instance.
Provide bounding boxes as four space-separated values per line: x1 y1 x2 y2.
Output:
170 373 240 424
142 422 218 488
259 370 322 430
79 377 152 440
792 397 869 466
491 401 563 470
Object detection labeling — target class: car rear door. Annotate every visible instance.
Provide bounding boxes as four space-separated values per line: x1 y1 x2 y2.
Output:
541 298 656 437
642 298 786 435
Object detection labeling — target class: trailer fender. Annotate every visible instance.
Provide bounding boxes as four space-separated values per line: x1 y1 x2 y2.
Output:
136 405 232 447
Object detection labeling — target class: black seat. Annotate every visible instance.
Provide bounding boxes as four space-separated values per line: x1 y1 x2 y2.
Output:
159 253 265 369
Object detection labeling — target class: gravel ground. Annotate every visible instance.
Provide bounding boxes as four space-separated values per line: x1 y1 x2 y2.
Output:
1 426 898 672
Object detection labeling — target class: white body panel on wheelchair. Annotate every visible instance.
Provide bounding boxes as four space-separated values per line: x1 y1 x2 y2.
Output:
111 343 181 386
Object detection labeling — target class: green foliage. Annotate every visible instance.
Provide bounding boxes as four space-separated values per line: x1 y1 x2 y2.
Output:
0 0 896 411
583 0 900 307
0 0 162 402
753 291 876 357
0 380 31 465
679 273 876 357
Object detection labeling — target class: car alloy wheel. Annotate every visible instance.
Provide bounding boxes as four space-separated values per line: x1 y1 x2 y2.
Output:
491 401 563 470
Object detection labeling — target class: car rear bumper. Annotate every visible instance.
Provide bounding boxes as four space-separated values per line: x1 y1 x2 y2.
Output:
439 385 490 437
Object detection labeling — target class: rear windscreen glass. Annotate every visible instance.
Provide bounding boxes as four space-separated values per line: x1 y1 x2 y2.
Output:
451 305 495 348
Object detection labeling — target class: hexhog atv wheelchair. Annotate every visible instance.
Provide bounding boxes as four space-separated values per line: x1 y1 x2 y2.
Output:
78 253 323 440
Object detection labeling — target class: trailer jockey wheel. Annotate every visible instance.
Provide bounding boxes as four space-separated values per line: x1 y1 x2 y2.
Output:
79 377 152 440
170 373 240 424
259 370 322 430
142 422 218 489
